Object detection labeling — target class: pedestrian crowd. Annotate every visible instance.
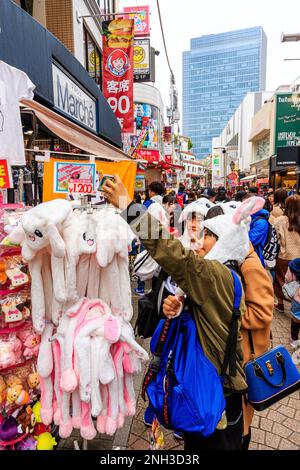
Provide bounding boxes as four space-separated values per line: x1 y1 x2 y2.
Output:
102 177 300 451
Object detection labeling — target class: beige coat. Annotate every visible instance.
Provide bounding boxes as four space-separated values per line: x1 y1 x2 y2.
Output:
274 216 300 260
240 246 274 434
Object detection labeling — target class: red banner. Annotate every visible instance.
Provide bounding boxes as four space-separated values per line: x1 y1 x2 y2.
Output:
102 19 134 133
123 6 150 37
136 149 160 163
0 159 12 188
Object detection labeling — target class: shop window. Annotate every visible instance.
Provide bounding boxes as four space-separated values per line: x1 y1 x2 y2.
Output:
20 0 33 15
84 26 102 88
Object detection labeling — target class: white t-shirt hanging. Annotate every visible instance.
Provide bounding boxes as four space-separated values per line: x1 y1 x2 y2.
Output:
0 61 35 166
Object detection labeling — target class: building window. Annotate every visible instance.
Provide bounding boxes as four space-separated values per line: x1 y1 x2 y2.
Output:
19 0 33 15
84 26 102 88
96 0 115 14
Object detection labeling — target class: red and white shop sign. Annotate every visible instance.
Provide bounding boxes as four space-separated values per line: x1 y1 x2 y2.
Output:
136 149 160 163
102 19 134 133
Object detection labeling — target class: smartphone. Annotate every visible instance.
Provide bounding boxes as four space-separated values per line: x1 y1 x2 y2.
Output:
98 174 115 192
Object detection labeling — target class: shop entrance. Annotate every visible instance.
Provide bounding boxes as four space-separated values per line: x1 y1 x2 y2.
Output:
274 170 297 192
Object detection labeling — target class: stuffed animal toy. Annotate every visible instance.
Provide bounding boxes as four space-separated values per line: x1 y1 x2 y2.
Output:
15 435 37 450
23 333 41 359
0 259 7 285
35 432 57 450
9 199 73 333
27 371 40 390
16 406 36 434
0 335 22 369
6 384 30 406
0 415 20 441
0 376 6 404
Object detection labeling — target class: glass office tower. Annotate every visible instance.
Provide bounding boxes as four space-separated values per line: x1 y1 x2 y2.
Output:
182 27 267 159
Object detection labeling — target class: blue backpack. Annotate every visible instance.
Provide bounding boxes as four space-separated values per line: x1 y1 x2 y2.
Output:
142 270 243 437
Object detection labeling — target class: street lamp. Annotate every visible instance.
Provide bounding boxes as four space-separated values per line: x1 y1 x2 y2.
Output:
281 33 300 42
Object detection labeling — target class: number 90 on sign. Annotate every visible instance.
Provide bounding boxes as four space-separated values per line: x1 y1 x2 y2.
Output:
107 96 130 114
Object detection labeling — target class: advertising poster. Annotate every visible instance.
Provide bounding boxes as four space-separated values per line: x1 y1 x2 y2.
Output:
212 153 224 188
102 18 134 133
53 162 96 194
134 174 146 192
275 93 300 150
123 6 150 36
133 38 151 82
132 102 159 150
0 159 12 188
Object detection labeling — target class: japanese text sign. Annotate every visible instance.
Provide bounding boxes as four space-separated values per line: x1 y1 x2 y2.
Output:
0 159 12 188
102 18 134 133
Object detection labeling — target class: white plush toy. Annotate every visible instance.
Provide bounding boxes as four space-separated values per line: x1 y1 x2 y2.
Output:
9 199 73 332
201 196 265 265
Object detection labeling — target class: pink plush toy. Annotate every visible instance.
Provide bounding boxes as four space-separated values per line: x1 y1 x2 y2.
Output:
23 333 41 359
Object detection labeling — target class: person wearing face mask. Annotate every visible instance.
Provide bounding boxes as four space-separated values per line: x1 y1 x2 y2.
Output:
102 175 266 450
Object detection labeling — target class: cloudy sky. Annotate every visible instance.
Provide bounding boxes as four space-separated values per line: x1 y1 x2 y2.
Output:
119 0 300 126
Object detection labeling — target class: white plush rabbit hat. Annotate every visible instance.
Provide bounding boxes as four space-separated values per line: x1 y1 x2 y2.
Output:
178 197 215 223
216 200 242 215
201 196 265 264
10 199 72 261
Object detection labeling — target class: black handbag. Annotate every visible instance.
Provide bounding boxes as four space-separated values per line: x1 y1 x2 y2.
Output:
135 269 168 339
245 331 300 411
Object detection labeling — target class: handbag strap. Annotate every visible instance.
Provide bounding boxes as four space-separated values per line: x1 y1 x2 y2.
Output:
248 330 255 358
221 269 243 378
141 318 171 400
253 351 286 388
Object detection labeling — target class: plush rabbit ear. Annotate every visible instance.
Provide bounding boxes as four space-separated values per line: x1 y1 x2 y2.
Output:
47 223 65 258
22 242 37 261
9 225 26 245
232 196 265 225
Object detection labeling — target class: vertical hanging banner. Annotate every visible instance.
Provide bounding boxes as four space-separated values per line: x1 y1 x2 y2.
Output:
102 18 134 133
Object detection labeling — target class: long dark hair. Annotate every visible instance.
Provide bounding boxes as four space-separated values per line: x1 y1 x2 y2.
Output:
284 195 300 234
274 188 287 210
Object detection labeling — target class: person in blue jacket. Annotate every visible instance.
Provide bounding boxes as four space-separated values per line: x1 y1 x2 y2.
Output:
248 196 269 267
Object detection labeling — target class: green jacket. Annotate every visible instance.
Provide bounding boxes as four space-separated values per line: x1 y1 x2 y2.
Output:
129 209 247 393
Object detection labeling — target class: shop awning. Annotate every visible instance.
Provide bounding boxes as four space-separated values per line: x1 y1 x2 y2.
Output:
240 175 256 182
20 99 134 162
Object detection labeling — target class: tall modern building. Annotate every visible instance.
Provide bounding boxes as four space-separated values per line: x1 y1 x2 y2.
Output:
182 27 267 159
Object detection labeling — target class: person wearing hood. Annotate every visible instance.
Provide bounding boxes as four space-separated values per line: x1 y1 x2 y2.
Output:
143 181 164 209
190 201 273 450
247 196 270 267
102 175 266 450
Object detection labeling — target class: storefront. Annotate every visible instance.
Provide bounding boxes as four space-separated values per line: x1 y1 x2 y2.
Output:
0 1 137 203
269 154 300 192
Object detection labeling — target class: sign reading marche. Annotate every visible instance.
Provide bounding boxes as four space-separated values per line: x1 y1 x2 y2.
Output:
52 63 97 132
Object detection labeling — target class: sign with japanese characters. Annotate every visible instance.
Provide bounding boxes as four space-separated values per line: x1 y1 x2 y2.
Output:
102 19 134 133
0 159 12 188
123 6 150 37
54 161 96 194
136 149 160 163
133 38 151 82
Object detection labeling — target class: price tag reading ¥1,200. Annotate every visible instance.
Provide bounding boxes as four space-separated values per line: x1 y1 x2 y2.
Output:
68 179 94 195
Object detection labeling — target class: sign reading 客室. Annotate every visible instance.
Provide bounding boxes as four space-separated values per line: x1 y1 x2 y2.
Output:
52 63 97 133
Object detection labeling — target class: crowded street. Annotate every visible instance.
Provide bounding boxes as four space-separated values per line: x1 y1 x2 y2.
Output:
0 0 300 460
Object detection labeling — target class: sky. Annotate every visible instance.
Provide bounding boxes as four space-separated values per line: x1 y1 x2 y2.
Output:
119 0 300 128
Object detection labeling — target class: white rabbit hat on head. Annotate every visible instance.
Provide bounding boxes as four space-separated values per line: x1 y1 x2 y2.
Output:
217 200 242 215
178 197 215 223
201 196 265 265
